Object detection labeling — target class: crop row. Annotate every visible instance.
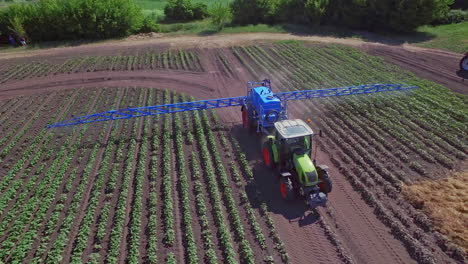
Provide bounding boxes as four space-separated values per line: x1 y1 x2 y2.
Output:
0 50 203 83
173 94 199 264
231 43 466 263
0 88 112 263
106 89 146 263
208 111 289 263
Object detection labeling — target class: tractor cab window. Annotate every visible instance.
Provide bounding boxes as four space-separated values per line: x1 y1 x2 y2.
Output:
284 136 311 153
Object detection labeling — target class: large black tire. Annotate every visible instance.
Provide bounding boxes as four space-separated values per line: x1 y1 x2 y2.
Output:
460 55 468 72
262 141 275 169
280 177 295 201
318 169 332 194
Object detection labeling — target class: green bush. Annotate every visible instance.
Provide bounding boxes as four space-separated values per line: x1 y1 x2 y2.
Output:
164 0 208 22
209 2 232 30
140 15 161 33
0 0 144 41
230 0 275 25
232 0 454 32
432 9 468 24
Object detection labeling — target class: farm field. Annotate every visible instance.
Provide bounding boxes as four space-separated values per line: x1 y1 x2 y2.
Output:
0 41 466 264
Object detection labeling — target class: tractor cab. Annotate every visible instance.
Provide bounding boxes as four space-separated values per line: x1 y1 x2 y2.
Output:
274 119 314 158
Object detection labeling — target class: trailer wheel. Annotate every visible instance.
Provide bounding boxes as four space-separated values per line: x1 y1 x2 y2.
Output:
318 169 332 194
460 55 468 72
280 177 295 201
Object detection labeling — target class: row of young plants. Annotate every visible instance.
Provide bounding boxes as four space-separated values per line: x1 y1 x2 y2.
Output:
0 96 37 145
32 90 122 263
0 124 89 262
161 90 175 247
0 88 110 263
172 94 199 264
81 89 130 263
0 89 95 225
68 90 126 263
204 101 290 264
230 42 458 262
192 108 239 263
239 43 466 175
208 111 269 251
127 88 155 263
0 92 57 160
0 94 78 212
0 50 204 83
241 43 463 262
106 89 146 263
200 111 256 263
0 88 101 225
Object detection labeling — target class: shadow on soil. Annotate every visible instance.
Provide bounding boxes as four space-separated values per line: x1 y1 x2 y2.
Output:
278 24 436 46
197 23 436 46
230 124 320 227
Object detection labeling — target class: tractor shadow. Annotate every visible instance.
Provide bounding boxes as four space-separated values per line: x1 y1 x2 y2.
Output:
230 124 321 226
456 70 468 81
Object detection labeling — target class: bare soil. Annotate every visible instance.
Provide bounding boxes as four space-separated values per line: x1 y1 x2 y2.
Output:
0 34 465 264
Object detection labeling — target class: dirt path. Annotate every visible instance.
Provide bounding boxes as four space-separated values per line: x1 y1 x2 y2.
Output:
1 33 465 99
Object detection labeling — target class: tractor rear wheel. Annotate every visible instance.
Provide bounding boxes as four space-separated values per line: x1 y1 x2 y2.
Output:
280 177 295 201
262 142 275 169
461 55 468 72
318 169 332 194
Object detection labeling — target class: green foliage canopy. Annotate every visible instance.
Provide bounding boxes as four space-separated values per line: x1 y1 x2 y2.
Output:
231 0 455 32
0 0 145 41
164 0 208 22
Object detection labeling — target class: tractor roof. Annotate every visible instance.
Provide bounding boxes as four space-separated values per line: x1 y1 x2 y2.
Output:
274 119 314 139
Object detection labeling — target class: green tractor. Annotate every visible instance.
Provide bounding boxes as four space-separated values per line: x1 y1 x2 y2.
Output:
262 119 332 209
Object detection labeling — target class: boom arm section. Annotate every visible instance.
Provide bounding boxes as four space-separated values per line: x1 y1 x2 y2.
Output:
48 96 246 128
47 83 418 128
274 84 418 101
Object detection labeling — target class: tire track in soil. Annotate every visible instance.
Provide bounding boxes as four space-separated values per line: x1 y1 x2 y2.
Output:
60 88 125 263
287 98 416 264
117 88 149 264
217 47 346 264
229 48 351 264
224 46 418 264
363 45 467 95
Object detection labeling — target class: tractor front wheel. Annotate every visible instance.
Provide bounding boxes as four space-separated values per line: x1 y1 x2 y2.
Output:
460 55 468 72
280 177 295 201
318 169 332 194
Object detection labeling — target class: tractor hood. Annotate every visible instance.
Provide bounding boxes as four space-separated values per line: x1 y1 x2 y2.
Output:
293 153 318 187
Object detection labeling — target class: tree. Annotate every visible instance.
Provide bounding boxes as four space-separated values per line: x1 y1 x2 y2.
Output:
210 1 232 30
230 0 274 25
